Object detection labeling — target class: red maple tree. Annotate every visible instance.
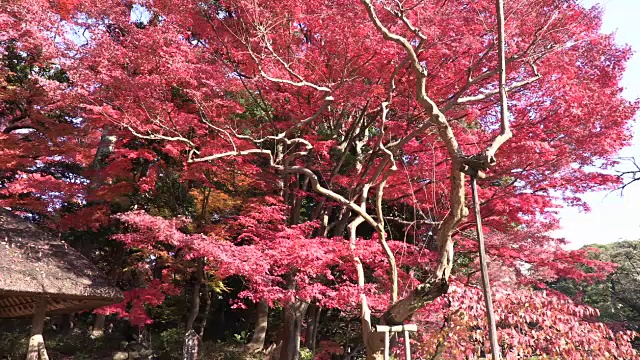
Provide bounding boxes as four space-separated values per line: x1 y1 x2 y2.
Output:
1 0 638 358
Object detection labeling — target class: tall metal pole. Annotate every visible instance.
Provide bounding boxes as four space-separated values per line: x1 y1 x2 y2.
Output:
471 177 501 359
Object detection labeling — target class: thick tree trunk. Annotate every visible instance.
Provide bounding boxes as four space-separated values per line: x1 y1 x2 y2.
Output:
58 313 73 335
304 303 321 353
245 300 269 353
91 314 106 338
198 290 211 338
26 299 49 360
92 247 124 339
186 259 204 331
184 258 204 360
279 300 309 360
332 208 350 237
361 279 449 359
89 126 119 339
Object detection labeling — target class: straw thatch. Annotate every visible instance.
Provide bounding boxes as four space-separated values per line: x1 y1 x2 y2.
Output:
0 209 123 318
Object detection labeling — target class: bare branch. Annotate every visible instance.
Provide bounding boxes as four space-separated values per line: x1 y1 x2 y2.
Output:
188 149 273 163
259 72 331 93
483 0 513 170
456 69 541 105
361 0 468 284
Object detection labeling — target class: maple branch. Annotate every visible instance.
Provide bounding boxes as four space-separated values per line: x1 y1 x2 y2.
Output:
384 2 427 41
281 97 335 137
347 184 373 344
232 96 333 153
121 123 196 148
361 0 467 285
383 217 442 226
358 1 472 337
89 98 199 151
456 70 541 105
193 97 238 152
259 33 333 93
259 72 331 93
370 61 406 306
375 176 398 304
188 149 274 163
616 157 640 193
481 0 514 173
245 38 332 93
285 165 378 227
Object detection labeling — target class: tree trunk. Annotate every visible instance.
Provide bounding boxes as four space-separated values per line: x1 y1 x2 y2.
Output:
279 300 309 360
332 208 350 237
360 279 449 359
186 258 204 331
89 127 119 339
56 313 73 335
91 314 105 338
26 299 49 360
198 290 212 338
304 303 321 353
245 300 269 353
184 259 204 360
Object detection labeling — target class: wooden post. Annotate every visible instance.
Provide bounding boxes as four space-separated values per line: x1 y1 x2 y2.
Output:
403 329 411 360
183 329 199 360
26 298 49 360
471 177 501 359
375 324 417 360
383 331 390 360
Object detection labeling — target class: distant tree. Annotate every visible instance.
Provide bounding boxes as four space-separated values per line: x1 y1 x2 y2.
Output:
551 240 640 349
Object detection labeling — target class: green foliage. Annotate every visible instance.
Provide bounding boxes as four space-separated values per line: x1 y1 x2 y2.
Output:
148 168 196 218
0 331 26 359
159 327 185 359
231 91 273 125
199 342 266 360
551 240 640 348
0 330 126 360
232 330 249 345
299 347 313 360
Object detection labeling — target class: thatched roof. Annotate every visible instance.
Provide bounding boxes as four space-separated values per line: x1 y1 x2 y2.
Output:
0 209 123 318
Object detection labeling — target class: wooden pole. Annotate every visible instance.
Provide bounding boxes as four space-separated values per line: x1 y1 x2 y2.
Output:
26 298 49 360
383 331 389 360
471 177 501 359
403 330 411 360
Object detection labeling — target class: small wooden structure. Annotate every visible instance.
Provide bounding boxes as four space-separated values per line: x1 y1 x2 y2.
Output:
0 209 123 359
375 324 417 360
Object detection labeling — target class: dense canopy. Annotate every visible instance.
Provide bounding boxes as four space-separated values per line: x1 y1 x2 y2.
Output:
0 0 638 359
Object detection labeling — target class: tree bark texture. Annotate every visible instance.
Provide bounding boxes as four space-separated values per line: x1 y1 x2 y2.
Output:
198 290 212 338
184 258 204 360
245 300 269 353
186 258 204 331
304 303 321 353
91 314 106 339
279 300 309 360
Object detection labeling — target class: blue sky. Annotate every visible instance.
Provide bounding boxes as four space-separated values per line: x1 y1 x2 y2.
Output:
553 0 640 249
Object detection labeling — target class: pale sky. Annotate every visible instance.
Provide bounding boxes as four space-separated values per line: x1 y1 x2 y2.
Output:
553 0 640 249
